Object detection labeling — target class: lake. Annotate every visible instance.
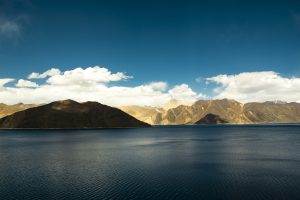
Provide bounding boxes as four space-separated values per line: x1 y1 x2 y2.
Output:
0 125 299 200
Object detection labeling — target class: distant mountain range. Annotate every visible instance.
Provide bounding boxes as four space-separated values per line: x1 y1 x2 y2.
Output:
0 100 150 128
0 99 300 127
120 99 300 124
0 103 37 119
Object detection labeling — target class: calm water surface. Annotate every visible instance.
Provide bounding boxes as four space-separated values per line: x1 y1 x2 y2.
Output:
0 125 299 200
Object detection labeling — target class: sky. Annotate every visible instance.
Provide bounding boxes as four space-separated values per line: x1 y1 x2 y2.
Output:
0 0 300 106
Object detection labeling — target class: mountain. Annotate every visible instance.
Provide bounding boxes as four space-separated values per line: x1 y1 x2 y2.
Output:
0 100 150 128
1 99 300 126
119 99 300 125
195 113 228 124
119 105 164 125
0 103 38 118
120 99 248 124
243 102 300 123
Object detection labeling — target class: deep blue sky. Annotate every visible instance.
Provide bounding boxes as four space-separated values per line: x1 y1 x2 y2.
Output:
1 0 300 91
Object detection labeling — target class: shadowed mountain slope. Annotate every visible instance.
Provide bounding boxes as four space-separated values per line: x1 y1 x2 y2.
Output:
195 113 228 124
0 100 150 128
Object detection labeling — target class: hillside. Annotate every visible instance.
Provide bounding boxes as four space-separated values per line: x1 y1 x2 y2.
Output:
119 99 300 124
0 100 150 128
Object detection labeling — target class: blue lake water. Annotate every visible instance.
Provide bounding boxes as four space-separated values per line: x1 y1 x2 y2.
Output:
0 125 299 200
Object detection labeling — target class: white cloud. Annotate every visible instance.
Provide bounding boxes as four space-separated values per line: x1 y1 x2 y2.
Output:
2 68 300 106
0 78 14 87
207 71 300 103
169 84 195 99
169 84 207 103
147 82 167 91
16 79 39 88
28 68 61 79
45 66 131 85
0 66 203 106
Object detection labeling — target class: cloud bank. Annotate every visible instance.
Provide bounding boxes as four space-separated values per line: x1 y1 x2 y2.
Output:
207 71 300 103
0 66 203 106
1 67 299 106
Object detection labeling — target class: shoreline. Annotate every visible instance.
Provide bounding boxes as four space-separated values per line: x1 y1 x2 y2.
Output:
1 123 300 130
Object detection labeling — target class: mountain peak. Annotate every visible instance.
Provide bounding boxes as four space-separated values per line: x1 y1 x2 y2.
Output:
54 99 79 104
0 103 7 107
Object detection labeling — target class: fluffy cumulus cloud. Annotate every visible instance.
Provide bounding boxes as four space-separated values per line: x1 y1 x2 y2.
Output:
168 84 206 102
207 71 300 103
16 79 39 88
0 66 203 106
5 67 298 106
28 68 61 79
46 67 132 86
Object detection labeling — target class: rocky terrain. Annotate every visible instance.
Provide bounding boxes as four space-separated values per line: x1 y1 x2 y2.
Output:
0 100 150 128
120 99 300 125
1 99 300 126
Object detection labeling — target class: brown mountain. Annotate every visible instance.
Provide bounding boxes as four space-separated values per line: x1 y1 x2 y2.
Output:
195 113 228 124
119 105 165 125
0 103 38 118
0 100 150 128
119 99 300 125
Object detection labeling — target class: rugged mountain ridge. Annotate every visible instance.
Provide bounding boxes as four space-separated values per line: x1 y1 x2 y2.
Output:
120 99 300 124
1 99 300 126
0 100 150 128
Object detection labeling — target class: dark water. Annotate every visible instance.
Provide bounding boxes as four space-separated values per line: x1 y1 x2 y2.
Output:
0 125 299 200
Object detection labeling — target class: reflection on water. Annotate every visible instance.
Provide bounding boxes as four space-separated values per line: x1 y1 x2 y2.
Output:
0 125 299 200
